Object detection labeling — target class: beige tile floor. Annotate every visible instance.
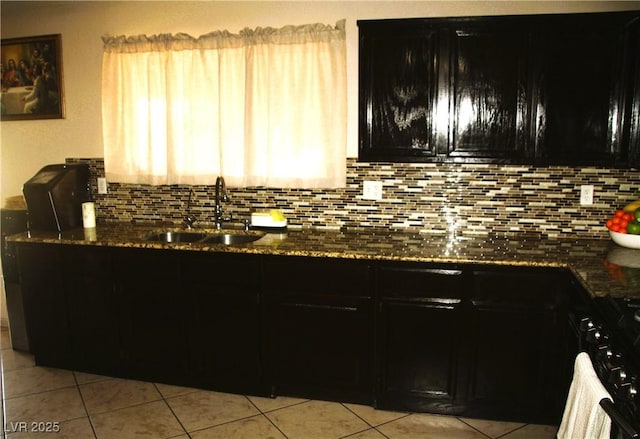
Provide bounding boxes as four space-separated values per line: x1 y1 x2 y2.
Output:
1 327 558 438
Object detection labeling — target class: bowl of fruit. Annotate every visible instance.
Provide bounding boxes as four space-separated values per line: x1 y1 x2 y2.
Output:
605 200 640 249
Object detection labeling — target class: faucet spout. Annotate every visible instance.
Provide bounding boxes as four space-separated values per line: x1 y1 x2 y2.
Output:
183 188 197 229
215 176 228 205
214 176 231 229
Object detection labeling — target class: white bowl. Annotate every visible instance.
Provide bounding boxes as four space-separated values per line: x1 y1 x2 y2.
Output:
609 230 640 249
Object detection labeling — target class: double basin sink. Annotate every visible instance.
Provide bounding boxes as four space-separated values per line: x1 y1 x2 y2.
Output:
145 230 264 245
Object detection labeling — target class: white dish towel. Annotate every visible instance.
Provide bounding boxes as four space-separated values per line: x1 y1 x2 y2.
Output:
557 352 612 439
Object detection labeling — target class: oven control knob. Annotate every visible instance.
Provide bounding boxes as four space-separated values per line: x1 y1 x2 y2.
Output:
611 367 629 387
608 365 624 385
596 347 613 361
619 368 628 383
628 383 637 401
580 318 595 332
586 328 608 344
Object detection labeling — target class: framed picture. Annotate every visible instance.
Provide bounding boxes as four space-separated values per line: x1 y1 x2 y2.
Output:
1 34 64 121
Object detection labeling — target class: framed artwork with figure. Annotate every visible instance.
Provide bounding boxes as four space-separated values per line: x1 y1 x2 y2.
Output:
1 34 64 121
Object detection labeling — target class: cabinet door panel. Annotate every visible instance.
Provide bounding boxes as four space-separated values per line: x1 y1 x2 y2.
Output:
466 267 563 424
533 14 640 165
114 248 187 383
383 301 462 396
189 284 262 392
65 246 119 375
466 305 555 423
269 294 372 401
17 244 71 368
469 308 547 400
449 23 529 160
184 253 264 394
264 256 373 403
359 23 440 160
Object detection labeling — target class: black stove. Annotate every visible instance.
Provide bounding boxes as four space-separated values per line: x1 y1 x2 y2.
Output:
578 295 640 438
596 296 640 362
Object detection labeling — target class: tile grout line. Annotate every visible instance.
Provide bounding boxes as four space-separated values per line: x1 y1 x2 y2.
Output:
243 395 291 439
339 402 394 439
2 383 79 401
71 371 99 439
150 383 190 438
455 417 499 439
362 413 414 439
494 423 534 439
154 386 281 438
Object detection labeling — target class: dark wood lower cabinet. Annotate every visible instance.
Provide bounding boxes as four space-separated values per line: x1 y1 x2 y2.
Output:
376 263 567 425
65 246 119 376
16 242 572 425
267 293 373 403
183 252 266 395
17 243 72 368
380 300 467 413
376 264 469 413
264 256 374 404
465 268 567 424
114 248 189 384
466 306 556 422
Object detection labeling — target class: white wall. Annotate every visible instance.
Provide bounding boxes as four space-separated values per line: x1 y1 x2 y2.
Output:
2 0 639 203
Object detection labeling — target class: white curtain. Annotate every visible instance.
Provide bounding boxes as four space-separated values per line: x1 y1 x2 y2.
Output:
101 20 346 188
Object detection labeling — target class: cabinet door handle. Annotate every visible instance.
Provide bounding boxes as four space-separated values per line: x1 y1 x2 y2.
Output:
285 303 358 312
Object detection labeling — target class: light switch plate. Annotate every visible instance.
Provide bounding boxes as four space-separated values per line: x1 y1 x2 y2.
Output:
363 180 383 201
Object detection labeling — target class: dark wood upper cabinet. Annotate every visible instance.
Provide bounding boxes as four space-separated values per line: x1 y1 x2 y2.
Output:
531 13 640 166
448 19 530 162
359 11 640 167
359 21 441 161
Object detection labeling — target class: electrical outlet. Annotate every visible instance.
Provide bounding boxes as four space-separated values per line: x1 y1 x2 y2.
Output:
580 185 594 205
97 177 108 194
363 180 383 200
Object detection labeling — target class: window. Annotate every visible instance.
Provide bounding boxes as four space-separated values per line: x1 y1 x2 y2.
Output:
101 20 346 188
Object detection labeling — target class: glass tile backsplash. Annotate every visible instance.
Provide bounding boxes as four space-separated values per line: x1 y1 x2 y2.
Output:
67 158 639 239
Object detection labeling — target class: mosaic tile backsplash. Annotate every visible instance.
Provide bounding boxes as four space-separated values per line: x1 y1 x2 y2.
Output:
67 158 640 239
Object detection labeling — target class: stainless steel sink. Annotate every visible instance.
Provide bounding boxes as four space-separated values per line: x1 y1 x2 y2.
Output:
200 233 262 245
145 231 207 243
144 230 263 245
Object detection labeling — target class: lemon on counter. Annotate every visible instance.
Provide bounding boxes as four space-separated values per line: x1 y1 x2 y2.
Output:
623 199 640 213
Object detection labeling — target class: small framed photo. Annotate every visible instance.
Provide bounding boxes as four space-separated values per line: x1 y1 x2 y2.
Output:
1 34 64 121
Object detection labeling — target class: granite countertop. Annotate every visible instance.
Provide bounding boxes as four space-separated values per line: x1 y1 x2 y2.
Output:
8 223 640 300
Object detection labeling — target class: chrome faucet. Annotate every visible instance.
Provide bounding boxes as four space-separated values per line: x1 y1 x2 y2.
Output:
213 176 231 229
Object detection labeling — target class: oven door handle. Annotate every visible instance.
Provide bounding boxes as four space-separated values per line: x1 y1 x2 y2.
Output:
599 398 639 438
